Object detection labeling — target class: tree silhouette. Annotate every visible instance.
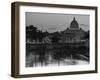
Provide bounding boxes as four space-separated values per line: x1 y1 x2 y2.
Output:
26 25 50 42
51 32 60 43
82 31 89 40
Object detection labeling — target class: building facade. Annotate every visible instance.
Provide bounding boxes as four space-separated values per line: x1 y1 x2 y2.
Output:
60 17 86 43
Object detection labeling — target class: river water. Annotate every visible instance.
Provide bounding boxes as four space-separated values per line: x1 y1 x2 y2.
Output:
26 50 89 67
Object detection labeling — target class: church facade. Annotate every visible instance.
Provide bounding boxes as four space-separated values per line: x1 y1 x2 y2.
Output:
59 17 86 43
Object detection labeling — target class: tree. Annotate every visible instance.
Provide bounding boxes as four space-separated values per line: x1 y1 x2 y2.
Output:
26 25 38 41
51 32 60 43
82 31 89 40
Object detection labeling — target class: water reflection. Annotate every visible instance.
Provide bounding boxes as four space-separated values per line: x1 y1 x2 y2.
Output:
26 48 89 67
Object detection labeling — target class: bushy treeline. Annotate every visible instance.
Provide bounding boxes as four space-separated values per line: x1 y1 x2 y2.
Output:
26 25 61 43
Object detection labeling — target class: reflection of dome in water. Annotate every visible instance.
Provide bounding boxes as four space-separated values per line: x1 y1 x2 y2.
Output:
70 17 79 29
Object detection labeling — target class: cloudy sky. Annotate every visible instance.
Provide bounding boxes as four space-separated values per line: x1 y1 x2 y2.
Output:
26 12 89 33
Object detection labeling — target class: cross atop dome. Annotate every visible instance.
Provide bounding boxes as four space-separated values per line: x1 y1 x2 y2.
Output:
73 17 76 21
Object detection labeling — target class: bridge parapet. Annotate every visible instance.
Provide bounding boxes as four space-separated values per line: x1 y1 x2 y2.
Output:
26 42 87 50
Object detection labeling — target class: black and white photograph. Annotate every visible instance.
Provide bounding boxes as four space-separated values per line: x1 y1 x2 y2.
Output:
26 13 90 67
11 2 97 78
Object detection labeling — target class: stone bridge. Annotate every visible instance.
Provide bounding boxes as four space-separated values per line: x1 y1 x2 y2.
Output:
26 42 87 51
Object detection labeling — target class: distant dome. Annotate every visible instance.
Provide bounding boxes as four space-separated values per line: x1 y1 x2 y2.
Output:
70 17 79 29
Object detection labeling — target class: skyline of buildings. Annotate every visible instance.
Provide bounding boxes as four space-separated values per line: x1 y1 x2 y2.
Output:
26 13 89 33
